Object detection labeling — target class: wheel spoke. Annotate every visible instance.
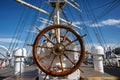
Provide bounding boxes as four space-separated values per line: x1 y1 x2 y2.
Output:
29 61 36 66
48 55 57 70
62 24 72 42
37 45 52 49
59 55 64 71
43 34 55 45
65 38 78 46
63 54 76 65
39 52 52 61
43 74 48 80
65 49 81 53
62 29 69 42
54 35 59 44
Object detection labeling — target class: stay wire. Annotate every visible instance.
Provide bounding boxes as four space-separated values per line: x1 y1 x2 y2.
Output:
87 0 108 50
87 0 120 50
66 6 77 22
82 0 101 46
76 2 94 49
85 0 103 46
86 0 120 70
23 12 39 48
60 8 70 26
44 8 54 27
79 14 94 50
83 0 107 48
8 7 29 53
23 0 44 47
28 1 55 57
16 0 39 49
64 2 93 50
23 0 46 57
14 8 30 49
97 0 120 20
72 4 94 50
82 0 117 12
62 5 92 51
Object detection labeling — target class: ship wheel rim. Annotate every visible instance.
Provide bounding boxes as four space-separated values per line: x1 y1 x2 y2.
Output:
33 24 85 77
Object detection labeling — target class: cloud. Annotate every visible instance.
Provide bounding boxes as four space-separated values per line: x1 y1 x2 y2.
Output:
85 42 120 52
90 23 103 27
72 21 83 25
101 19 120 25
0 38 23 43
89 19 120 27
71 19 120 28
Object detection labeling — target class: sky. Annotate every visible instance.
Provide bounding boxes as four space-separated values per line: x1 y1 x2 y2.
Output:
0 0 120 53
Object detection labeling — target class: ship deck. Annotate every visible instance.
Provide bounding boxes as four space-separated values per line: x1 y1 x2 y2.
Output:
0 64 120 80
81 64 120 80
0 65 38 80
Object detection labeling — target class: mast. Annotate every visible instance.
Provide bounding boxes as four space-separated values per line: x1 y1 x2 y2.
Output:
55 0 60 43
49 0 65 43
55 0 60 24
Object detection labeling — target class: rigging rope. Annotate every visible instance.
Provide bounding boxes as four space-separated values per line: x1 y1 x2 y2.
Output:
82 0 106 48
83 0 120 69
87 0 108 49
97 0 120 20
23 0 46 57
8 7 29 53
62 2 94 51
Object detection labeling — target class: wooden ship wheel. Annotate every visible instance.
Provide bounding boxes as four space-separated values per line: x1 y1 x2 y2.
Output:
16 0 86 77
33 24 85 76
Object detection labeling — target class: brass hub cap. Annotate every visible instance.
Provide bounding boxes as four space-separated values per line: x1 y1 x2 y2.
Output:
53 43 65 55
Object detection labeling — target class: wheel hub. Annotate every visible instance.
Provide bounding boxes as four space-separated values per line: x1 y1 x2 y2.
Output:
53 43 65 55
